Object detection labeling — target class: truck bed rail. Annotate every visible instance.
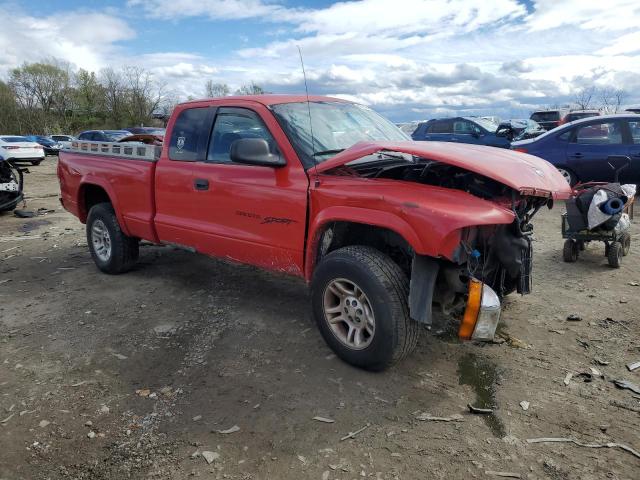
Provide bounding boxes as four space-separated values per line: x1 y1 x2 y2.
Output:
67 141 160 162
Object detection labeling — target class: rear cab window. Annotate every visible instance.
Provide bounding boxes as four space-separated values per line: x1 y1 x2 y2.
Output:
169 107 211 161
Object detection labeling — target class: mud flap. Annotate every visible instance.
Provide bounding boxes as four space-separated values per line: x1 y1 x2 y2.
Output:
409 255 439 324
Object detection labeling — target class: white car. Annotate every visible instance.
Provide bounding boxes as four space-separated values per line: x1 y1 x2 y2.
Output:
50 134 75 150
0 136 45 165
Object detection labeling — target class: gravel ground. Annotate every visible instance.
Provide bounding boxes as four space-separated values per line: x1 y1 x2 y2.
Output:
1 158 639 479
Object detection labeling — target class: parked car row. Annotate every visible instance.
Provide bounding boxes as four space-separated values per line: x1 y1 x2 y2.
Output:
0 127 166 165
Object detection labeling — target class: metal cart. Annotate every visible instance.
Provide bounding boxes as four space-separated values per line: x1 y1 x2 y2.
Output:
561 157 634 268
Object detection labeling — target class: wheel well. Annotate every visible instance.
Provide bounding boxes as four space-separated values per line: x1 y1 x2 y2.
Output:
316 222 414 276
80 184 111 221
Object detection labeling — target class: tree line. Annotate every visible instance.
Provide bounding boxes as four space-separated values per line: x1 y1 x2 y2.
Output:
0 59 267 136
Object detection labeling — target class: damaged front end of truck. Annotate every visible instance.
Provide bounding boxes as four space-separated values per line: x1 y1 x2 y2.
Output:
0 157 25 213
314 141 571 341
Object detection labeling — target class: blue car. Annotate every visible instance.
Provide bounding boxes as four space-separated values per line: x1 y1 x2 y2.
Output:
411 117 511 148
511 115 640 186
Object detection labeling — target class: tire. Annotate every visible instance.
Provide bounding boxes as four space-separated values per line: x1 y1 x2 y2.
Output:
607 242 622 268
86 202 139 274
31 160 42 166
557 167 577 187
620 232 631 256
311 246 419 371
563 239 578 262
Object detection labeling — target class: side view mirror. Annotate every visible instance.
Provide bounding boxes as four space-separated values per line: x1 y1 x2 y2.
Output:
230 138 285 167
471 130 482 138
495 129 507 137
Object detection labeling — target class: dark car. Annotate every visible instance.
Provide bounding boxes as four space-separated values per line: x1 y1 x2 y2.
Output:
77 130 131 142
563 110 600 123
25 135 62 155
411 117 511 148
125 127 166 135
512 114 640 186
529 109 570 131
495 119 546 142
625 108 640 114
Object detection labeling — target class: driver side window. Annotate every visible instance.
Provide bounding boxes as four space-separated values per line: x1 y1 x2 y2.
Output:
453 120 476 134
207 108 278 163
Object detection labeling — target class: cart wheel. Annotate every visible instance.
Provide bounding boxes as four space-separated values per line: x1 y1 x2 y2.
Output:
620 232 631 256
563 240 578 262
608 242 622 268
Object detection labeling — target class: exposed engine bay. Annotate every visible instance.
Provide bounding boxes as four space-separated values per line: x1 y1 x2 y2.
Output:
335 154 552 317
0 158 25 212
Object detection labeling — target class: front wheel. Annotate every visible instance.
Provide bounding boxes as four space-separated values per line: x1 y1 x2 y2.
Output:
86 202 139 274
311 246 419 371
557 168 577 187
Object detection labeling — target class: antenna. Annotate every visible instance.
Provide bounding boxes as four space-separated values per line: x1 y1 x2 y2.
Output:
297 45 319 181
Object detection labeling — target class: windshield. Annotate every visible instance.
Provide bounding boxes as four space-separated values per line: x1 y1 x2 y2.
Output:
1 136 29 143
531 111 560 122
105 131 130 141
471 117 499 132
271 101 409 168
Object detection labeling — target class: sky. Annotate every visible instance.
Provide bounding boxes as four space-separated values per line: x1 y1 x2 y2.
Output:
1 0 639 122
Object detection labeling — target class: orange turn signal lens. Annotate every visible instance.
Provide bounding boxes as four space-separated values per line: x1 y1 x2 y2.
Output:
459 278 482 340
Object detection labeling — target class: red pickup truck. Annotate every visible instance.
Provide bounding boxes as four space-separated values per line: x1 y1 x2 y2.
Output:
58 95 570 370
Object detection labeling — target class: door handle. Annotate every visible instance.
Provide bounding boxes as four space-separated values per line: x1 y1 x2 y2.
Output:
194 178 209 191
570 153 583 158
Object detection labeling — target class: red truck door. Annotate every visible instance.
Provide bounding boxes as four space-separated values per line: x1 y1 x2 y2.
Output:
160 103 309 276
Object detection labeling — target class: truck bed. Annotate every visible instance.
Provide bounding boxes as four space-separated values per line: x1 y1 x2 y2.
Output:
58 141 160 242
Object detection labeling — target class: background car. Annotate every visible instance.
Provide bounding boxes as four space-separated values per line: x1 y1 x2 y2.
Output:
50 134 75 149
511 114 640 186
118 133 164 146
529 109 570 131
124 127 166 135
25 135 62 156
562 109 600 123
411 116 511 148
77 130 131 142
0 136 45 165
495 119 546 141
625 108 640 114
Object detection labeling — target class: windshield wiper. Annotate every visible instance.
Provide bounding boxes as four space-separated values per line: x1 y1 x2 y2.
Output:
313 149 344 156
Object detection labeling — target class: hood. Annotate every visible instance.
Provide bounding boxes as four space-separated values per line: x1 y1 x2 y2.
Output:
314 141 571 199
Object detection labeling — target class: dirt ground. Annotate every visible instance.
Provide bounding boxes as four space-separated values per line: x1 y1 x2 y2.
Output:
1 158 639 480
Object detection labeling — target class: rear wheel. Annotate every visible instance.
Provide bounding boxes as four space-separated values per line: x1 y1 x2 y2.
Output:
86 202 139 274
557 168 577 187
607 242 622 268
563 239 578 262
311 246 419 371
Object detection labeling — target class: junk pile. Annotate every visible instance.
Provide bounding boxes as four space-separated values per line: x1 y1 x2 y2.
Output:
565 183 635 233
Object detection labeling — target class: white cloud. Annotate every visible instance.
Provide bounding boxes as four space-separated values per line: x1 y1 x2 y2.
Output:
597 32 640 56
526 0 640 32
126 0 301 21
0 9 134 74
